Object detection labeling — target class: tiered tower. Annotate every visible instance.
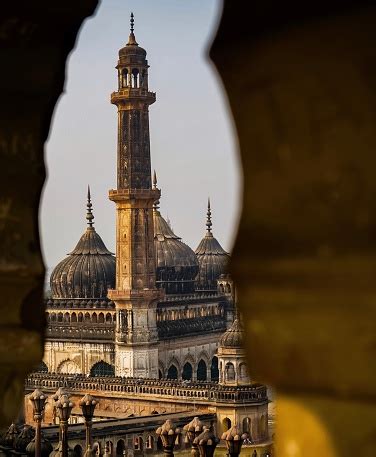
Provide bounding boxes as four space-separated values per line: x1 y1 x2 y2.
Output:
108 14 162 378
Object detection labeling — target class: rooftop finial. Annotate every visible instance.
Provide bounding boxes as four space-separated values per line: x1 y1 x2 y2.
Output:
130 12 134 33
153 170 160 211
206 197 212 235
86 185 94 228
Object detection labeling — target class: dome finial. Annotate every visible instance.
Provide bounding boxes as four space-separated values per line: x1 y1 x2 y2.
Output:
206 197 212 235
86 185 94 228
127 12 138 45
153 170 160 211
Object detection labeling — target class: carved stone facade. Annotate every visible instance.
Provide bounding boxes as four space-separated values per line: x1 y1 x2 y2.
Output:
27 17 270 444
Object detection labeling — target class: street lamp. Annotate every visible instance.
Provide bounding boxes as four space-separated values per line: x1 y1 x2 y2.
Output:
29 389 47 457
193 427 219 457
156 420 181 457
183 417 204 457
55 394 74 457
79 394 97 457
221 425 248 457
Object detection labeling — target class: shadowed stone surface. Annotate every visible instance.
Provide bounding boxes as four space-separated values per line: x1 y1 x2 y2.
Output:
211 2 376 456
0 0 98 426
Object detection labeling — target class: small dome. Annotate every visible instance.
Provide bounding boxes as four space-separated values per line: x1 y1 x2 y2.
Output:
50 189 115 299
195 200 229 290
153 182 198 294
219 318 243 349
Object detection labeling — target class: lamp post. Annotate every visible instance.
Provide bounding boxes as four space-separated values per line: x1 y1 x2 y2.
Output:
55 394 74 457
79 394 97 457
221 425 248 457
156 420 181 457
193 427 219 457
183 417 204 457
29 389 47 457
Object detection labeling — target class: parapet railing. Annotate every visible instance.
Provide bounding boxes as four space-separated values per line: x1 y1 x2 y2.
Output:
25 373 268 404
46 324 114 341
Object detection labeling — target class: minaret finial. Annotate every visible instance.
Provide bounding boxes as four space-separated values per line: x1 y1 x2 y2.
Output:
206 197 212 235
86 185 94 228
153 170 160 211
130 12 134 33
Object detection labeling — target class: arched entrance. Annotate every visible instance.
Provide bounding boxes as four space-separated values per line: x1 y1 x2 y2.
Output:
167 364 178 380
182 362 193 380
197 359 207 381
210 356 219 381
90 361 115 377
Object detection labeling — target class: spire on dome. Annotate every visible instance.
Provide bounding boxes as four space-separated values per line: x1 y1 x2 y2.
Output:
206 198 213 235
127 12 138 45
153 170 160 210
86 185 94 228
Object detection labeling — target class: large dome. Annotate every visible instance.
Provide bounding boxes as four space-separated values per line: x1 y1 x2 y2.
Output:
50 190 115 299
153 194 199 295
195 200 229 290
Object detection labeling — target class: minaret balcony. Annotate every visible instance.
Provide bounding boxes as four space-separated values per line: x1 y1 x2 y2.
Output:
108 187 160 202
110 88 156 105
108 288 161 303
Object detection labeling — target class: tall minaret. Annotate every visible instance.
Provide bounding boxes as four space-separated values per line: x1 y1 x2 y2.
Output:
108 14 161 378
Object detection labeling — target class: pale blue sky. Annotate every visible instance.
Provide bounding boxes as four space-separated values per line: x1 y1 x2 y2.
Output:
41 0 241 272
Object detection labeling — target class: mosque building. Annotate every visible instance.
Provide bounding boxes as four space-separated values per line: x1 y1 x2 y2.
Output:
25 15 271 450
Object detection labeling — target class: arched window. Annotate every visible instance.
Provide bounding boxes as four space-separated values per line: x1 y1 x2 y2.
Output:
167 364 178 380
134 436 143 451
50 313 56 322
105 442 113 457
64 312 70 323
197 360 207 381
243 417 251 434
182 362 193 381
122 68 128 88
211 356 219 381
116 440 125 457
57 312 63 322
92 312 97 323
106 313 112 323
146 436 154 449
84 312 90 322
71 312 77 323
98 312 104 323
90 361 115 377
222 417 231 432
226 283 231 293
132 68 139 88
239 362 248 380
225 362 235 381
78 312 83 322
73 445 82 457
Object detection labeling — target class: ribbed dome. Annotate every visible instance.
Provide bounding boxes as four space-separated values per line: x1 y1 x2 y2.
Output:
50 189 115 299
219 318 243 349
153 206 199 295
195 200 229 290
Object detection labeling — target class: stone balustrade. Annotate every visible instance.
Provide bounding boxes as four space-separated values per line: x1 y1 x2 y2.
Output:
25 373 267 404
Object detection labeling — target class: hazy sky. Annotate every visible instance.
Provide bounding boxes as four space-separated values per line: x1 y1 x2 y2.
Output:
41 0 241 272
